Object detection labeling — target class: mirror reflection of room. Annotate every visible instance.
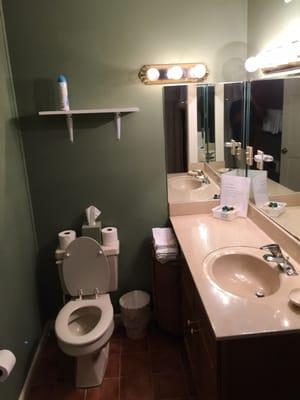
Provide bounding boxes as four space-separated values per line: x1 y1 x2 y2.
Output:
248 78 300 193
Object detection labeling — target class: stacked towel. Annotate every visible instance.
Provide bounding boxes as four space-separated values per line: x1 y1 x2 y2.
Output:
152 228 179 263
262 109 282 134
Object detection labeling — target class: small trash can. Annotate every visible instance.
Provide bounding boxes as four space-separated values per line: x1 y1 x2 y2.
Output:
119 290 151 340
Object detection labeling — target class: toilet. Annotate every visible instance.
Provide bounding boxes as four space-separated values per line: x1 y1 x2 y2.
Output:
54 236 119 388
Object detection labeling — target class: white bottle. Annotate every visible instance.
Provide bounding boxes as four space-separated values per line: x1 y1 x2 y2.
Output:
57 74 70 111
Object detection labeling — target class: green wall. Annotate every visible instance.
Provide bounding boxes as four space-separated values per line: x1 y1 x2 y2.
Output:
2 0 247 320
0 3 41 399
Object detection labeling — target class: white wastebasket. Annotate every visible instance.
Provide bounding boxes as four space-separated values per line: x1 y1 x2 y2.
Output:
119 290 151 340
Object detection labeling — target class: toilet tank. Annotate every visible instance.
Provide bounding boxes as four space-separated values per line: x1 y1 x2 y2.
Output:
55 240 119 296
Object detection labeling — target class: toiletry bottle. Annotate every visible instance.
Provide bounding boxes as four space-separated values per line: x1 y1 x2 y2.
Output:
57 74 70 111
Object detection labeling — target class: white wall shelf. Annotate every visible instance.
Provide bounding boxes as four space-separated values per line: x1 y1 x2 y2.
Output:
38 107 139 142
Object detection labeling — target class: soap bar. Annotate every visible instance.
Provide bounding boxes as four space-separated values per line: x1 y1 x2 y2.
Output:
81 221 102 243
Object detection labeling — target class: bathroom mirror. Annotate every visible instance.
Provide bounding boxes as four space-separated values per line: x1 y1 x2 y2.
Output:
164 84 215 173
164 81 248 203
246 77 300 240
164 84 220 203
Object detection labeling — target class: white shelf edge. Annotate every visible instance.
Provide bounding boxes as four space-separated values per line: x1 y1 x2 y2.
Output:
38 107 139 142
38 107 139 116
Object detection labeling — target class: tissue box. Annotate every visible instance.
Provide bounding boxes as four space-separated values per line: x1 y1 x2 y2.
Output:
212 205 239 221
82 221 102 243
262 202 286 217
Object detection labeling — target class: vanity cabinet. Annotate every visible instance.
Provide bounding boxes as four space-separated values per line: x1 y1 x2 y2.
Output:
181 261 300 400
181 261 217 400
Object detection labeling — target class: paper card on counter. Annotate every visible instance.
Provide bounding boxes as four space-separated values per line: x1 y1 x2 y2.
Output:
252 172 269 207
220 175 251 217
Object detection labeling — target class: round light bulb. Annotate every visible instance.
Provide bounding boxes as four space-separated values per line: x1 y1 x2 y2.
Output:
244 56 259 72
146 67 160 81
167 66 184 80
189 64 207 79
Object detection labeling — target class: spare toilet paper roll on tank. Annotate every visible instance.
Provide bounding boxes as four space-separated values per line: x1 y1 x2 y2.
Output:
58 230 76 250
0 349 16 382
101 227 118 246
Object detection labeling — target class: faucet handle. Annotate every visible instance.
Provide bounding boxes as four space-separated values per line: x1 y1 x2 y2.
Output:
192 169 203 175
260 243 282 257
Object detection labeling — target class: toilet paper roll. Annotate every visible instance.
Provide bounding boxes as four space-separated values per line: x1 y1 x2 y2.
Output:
58 230 76 250
102 227 118 246
0 350 16 382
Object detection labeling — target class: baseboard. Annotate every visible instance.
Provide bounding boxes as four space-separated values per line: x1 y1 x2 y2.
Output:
18 321 54 400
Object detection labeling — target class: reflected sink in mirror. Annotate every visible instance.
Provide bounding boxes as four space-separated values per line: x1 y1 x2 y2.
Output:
204 247 281 299
168 174 219 203
168 175 202 191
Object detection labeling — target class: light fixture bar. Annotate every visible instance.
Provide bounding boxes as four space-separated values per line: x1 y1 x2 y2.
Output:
138 63 208 85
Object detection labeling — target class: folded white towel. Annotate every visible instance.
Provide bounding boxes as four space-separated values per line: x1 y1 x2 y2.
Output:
152 227 179 263
152 228 177 248
156 247 178 255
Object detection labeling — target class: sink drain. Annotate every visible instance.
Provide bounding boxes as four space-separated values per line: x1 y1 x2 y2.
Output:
255 289 265 298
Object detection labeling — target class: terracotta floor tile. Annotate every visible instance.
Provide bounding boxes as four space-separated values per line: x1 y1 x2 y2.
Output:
105 352 120 378
121 352 151 377
121 372 153 400
53 383 85 400
153 373 187 399
30 356 58 386
149 328 181 353
112 323 126 339
110 337 121 354
26 327 195 400
26 384 54 400
42 332 62 360
121 336 149 353
150 349 183 374
55 353 75 383
87 378 119 400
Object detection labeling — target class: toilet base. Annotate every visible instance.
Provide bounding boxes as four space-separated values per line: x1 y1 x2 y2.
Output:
75 342 110 388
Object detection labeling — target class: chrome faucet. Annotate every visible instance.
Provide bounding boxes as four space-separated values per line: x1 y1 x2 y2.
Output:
260 244 298 276
188 169 210 184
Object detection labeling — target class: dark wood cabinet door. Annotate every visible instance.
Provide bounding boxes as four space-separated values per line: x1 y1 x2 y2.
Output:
181 263 217 400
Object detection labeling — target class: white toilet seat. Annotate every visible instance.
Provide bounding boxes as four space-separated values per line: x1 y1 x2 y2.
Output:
55 294 113 347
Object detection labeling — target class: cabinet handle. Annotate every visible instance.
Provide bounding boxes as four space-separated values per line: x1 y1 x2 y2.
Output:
190 327 201 335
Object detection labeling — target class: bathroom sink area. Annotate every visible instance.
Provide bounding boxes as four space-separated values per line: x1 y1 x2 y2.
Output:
203 247 281 299
167 174 219 203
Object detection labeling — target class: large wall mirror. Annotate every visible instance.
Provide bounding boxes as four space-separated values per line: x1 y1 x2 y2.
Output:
164 1 300 239
245 77 300 240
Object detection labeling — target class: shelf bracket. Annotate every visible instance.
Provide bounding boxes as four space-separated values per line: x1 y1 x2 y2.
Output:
66 114 74 143
38 107 139 142
115 112 121 141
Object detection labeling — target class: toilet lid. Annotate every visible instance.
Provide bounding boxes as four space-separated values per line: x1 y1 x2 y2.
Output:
62 237 111 296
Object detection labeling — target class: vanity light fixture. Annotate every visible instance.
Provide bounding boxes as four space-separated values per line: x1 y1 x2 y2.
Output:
245 39 300 74
138 63 208 85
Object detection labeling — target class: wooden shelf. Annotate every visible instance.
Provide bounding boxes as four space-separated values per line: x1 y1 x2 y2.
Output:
38 107 140 142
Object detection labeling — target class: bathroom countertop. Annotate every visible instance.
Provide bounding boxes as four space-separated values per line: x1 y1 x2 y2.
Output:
171 213 300 339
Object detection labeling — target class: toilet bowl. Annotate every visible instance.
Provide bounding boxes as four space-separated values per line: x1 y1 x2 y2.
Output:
54 236 119 388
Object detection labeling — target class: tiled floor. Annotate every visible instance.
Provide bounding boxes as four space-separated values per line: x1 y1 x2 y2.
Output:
26 323 196 400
